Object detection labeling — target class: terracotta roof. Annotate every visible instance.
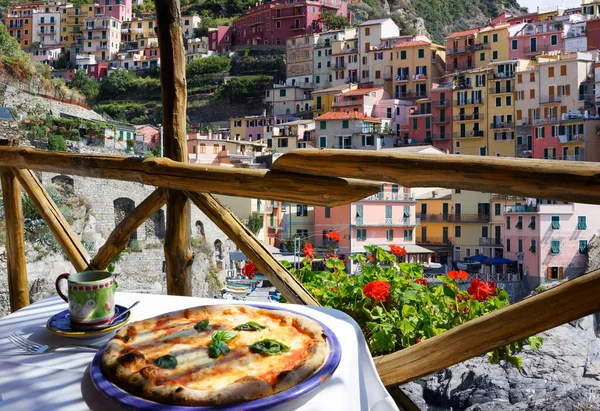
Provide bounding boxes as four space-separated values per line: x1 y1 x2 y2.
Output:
445 28 478 40
314 111 382 122
341 87 382 96
394 40 431 48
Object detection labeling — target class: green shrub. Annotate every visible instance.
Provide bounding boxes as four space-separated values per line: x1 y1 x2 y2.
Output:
187 55 231 77
48 134 67 152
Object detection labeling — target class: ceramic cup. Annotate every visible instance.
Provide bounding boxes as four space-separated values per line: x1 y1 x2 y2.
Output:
55 271 116 330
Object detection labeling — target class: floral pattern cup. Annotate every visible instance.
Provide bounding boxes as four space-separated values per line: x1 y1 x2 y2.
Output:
55 270 116 330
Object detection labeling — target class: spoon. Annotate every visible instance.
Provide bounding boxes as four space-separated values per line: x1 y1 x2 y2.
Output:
109 301 140 326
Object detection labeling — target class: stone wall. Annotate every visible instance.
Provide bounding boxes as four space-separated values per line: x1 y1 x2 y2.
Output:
0 85 104 122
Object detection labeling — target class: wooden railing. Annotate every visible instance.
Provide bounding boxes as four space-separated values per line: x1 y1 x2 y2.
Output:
2 0 600 403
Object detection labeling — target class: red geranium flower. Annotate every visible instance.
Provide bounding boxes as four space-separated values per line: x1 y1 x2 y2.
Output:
389 245 407 257
467 279 496 301
324 252 340 260
302 242 315 261
241 261 258 280
326 232 341 242
367 255 375 263
448 270 469 281
456 293 469 302
363 280 391 302
415 278 429 286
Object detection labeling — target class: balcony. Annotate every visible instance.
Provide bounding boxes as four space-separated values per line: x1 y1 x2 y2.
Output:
453 130 485 139
540 96 561 104
492 72 515 79
433 100 450 107
314 41 331 49
480 237 503 246
96 44 108 50
362 192 415 202
454 99 483 106
446 45 474 55
333 62 345 69
418 213 488 222
332 99 363 107
558 134 584 143
454 114 484 121
430 133 449 141
418 237 452 245
523 46 552 54
394 75 409 82
504 205 538 213
38 30 56 35
354 218 418 227
395 91 429 99
432 117 449 124
290 24 304 30
488 87 513 94
85 25 109 31
490 121 514 129
449 62 475 71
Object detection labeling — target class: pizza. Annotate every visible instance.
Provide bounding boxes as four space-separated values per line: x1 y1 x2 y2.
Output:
100 304 330 406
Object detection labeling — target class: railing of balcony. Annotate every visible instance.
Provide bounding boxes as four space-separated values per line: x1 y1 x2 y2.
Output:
430 133 449 141
491 72 515 79
432 100 450 107
453 130 485 138
480 237 503 246
505 205 539 213
395 91 429 99
354 218 417 227
418 213 488 222
488 87 513 94
454 114 484 121
418 237 452 244
490 121 514 129
539 95 561 104
362 192 415 202
454 99 484 106
432 117 449 124
394 75 409 82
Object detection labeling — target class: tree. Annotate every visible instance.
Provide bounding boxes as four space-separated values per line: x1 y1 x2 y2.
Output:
48 134 67 152
319 12 350 31
187 55 231 77
99 69 136 98
0 21 25 59
54 56 73 70
69 70 100 102
245 214 264 235
281 234 308 253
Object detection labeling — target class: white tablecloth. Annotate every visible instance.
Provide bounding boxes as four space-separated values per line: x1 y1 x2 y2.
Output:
0 292 397 411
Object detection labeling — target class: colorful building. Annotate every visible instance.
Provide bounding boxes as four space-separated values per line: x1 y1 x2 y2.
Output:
208 26 232 53
314 111 389 149
312 83 357 118
508 20 564 60
32 9 61 46
392 39 446 100
83 16 121 62
430 86 453 152
265 85 312 116
331 87 388 116
415 188 454 264
286 33 318 87
313 29 356 90
270 119 315 152
4 3 42 48
450 190 493 267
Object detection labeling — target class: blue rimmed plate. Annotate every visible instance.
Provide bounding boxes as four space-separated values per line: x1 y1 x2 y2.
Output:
46 304 132 340
90 304 342 410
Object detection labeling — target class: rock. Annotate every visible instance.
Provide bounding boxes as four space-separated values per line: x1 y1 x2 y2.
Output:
406 315 600 410
401 381 428 410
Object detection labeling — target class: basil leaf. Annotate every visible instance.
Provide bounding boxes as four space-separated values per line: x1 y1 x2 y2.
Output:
208 341 230 359
153 354 177 369
249 339 290 355
194 319 209 332
212 330 237 342
234 321 266 331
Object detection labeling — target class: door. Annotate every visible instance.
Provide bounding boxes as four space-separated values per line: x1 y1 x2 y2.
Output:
455 203 462 217
421 226 427 242
530 37 537 52
442 203 449 218
385 205 392 225
442 227 449 243
481 226 489 240
420 203 427 216
478 203 490 218
495 225 501 245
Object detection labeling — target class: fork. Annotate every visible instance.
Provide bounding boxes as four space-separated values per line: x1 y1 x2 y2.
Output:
8 333 100 354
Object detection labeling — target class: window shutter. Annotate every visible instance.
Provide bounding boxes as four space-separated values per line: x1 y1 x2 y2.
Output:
558 267 564 280
566 85 570 96
547 267 552 280
362 135 366 146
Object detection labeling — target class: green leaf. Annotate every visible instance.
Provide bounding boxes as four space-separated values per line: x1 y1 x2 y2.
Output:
281 260 292 269
326 259 335 268
526 336 543 350
402 290 418 301
399 319 415 335
489 350 500 364
402 304 417 318
153 354 178 369
234 321 266 331
506 354 522 370
370 330 396 353
443 286 456 298
370 306 385 320
194 319 209 332
249 339 290 355
208 341 230 359
212 330 237 342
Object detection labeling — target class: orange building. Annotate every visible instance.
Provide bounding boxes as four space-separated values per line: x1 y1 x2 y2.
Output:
4 3 44 48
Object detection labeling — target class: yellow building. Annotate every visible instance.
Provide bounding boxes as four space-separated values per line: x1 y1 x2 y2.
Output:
391 40 446 100
122 18 157 42
474 25 510 69
415 189 453 264
63 3 97 49
487 60 517 156
312 83 358 118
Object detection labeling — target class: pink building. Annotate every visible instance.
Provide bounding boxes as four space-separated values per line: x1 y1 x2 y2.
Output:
101 0 132 22
314 183 432 271
231 0 347 48
208 26 232 53
135 125 160 149
503 200 598 288
508 21 564 60
331 87 388 116
371 99 412 138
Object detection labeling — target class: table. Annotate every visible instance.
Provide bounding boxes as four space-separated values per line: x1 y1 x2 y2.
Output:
0 292 398 411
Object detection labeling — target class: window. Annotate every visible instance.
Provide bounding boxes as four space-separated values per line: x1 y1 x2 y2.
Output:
492 50 498 60
418 48 424 58
480 52 485 61
342 120 349 129
494 203 501 216
518 238 523 253
296 204 308 216
530 89 535 99
325 207 331 218
400 50 406 59
550 240 560 254
579 240 588 254
529 239 536 253
387 108 392 118
319 136 327 147
277 138 288 148
403 229 413 241
493 33 498 42
506 216 511 229
560 64 567 76
577 216 587 230
386 229 394 241
530 72 535 82
548 67 554 77
320 121 326 130
551 216 560 229
505 96 512 106
551 35 558 46
496 97 501 107
316 75 320 84
511 39 518 50
365 27 370 36
454 226 462 238
547 266 563 280
357 229 367 241
529 216 536 229
516 216 523 229
506 239 511 251
279 89 286 97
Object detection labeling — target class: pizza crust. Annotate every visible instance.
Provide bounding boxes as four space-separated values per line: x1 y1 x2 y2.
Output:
101 304 330 406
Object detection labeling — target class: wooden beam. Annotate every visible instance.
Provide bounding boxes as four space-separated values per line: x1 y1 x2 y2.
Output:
12 168 90 273
271 149 600 205
0 169 29 311
0 147 380 207
91 188 168 270
155 0 193 296
185 191 320 305
375 268 600 387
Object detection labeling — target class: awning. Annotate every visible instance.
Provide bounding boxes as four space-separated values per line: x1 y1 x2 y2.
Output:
403 244 435 254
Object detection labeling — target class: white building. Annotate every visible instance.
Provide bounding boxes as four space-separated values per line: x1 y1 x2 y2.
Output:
32 11 61 46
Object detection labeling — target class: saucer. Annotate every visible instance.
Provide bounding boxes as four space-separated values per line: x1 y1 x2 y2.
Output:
46 304 131 339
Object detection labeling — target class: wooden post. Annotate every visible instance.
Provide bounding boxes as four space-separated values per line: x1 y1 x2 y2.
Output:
0 169 29 311
185 191 320 305
155 0 193 296
12 168 90 272
91 188 168 270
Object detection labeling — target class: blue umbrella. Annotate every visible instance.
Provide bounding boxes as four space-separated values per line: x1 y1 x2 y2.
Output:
464 254 489 262
484 256 515 265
